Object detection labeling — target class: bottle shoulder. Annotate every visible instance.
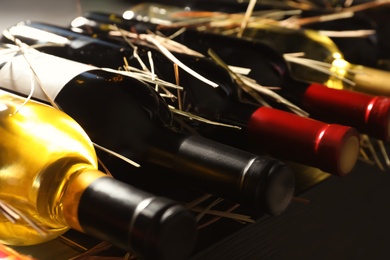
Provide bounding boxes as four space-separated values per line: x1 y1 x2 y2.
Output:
0 90 98 245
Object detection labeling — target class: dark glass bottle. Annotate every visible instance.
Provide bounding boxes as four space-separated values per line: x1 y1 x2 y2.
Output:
0 43 296 216
0 21 361 177
70 10 390 142
121 2 390 97
154 28 390 142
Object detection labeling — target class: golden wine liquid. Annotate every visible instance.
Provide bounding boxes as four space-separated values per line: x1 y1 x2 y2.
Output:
0 90 97 245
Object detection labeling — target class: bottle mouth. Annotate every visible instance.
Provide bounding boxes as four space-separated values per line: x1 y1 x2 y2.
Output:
246 106 361 176
263 162 295 215
316 126 360 177
338 134 360 176
150 203 198 260
130 198 198 260
242 158 295 216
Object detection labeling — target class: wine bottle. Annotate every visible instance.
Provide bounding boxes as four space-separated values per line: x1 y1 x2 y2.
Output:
0 43 297 216
0 22 361 177
0 88 198 260
68 13 390 142
153 28 390 142
122 2 390 97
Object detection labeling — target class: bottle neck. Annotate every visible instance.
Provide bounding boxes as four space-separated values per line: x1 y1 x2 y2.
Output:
302 83 390 141
62 169 105 231
246 106 360 176
263 79 310 110
62 169 198 260
165 134 295 215
126 114 295 216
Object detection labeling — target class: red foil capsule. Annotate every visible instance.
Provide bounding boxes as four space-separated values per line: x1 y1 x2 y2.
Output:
247 106 360 176
302 83 390 141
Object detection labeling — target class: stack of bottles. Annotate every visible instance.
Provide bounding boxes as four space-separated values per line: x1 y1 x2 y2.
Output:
0 0 390 259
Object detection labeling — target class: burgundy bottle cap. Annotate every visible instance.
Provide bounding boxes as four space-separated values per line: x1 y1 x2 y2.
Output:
247 106 360 176
314 123 360 176
303 83 390 141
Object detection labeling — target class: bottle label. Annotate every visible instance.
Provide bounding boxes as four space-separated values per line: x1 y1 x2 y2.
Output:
0 48 96 101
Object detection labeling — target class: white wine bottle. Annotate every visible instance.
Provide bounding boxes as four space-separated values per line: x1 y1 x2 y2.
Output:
0 89 198 260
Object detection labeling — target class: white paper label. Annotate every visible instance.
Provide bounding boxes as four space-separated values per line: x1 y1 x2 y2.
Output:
0 49 97 101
